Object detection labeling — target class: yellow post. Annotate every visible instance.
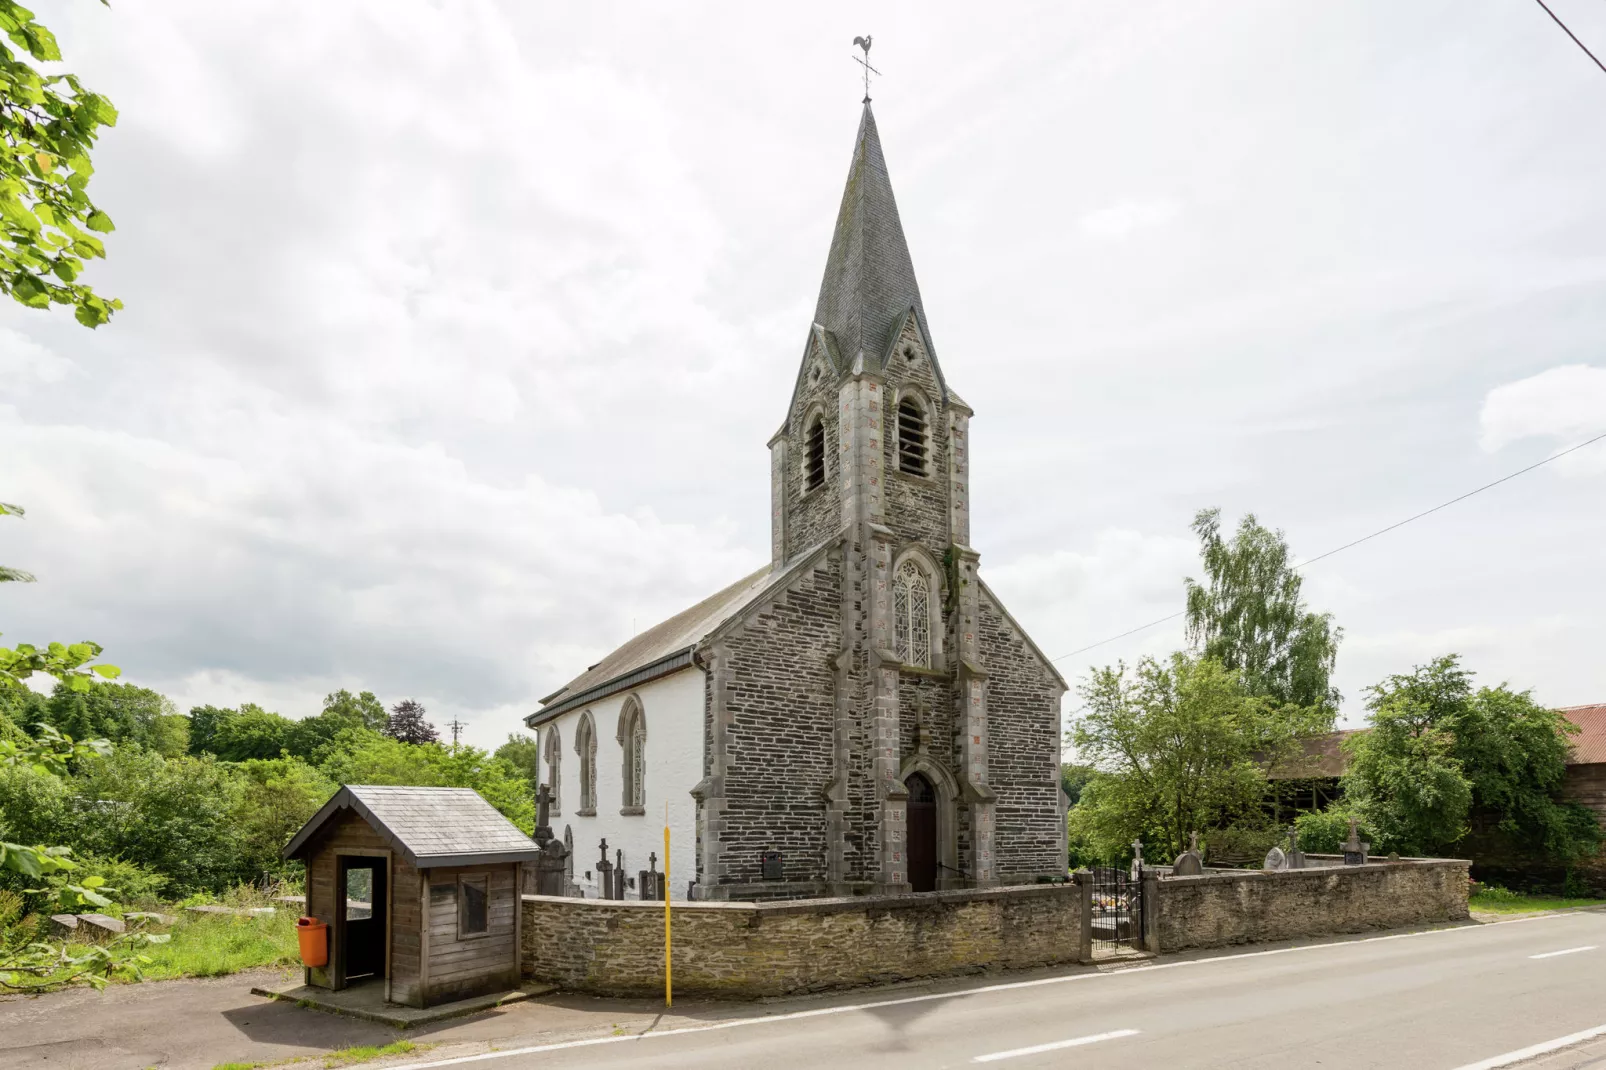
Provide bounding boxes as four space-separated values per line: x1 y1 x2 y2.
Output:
664 801 672 1007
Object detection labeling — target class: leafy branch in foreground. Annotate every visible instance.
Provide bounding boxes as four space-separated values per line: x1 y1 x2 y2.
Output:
0 697 164 992
1 501 35 582
0 0 121 326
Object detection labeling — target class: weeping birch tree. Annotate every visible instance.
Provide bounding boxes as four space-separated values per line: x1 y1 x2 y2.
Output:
1184 508 1342 716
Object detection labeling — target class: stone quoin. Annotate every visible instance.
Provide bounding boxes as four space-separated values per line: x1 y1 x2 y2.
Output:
525 103 1069 900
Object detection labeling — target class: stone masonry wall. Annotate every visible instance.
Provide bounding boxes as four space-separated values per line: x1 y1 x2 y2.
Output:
715 554 842 887
521 884 1083 998
782 339 843 559
1159 859 1471 952
976 589 1065 880
881 317 952 565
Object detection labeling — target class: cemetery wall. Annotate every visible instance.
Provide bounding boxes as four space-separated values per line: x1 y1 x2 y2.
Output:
520 883 1083 997
1158 858 1471 953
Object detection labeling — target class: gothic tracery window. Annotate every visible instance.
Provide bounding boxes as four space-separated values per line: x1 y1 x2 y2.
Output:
894 559 932 668
897 395 927 476
619 698 647 812
575 711 597 815
804 413 826 491
543 726 562 816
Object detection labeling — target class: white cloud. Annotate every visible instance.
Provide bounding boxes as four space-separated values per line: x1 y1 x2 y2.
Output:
1479 364 1606 476
1077 198 1181 240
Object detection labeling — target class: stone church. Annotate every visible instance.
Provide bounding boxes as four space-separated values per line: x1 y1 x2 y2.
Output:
525 103 1067 900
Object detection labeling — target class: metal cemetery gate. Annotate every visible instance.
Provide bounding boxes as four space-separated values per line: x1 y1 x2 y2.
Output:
1088 865 1145 953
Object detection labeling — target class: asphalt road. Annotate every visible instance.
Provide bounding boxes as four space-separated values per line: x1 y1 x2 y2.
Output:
391 909 1606 1070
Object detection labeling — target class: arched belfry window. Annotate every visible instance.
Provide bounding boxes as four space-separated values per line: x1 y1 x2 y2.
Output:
894 559 933 668
575 711 597 815
897 395 928 476
804 413 826 492
543 725 562 817
617 697 647 813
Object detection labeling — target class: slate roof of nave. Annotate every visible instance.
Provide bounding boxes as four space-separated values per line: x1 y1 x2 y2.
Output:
526 548 827 725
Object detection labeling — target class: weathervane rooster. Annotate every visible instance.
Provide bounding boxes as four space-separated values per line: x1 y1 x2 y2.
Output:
852 34 880 102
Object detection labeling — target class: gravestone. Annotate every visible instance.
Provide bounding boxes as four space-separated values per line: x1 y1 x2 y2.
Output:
1172 831 1204 876
1263 845 1288 871
1285 824 1306 870
529 784 570 896
639 851 662 901
1342 817 1364 866
76 913 124 940
594 838 613 899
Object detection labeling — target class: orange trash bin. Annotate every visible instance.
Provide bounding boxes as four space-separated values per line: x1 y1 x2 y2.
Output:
296 916 328 968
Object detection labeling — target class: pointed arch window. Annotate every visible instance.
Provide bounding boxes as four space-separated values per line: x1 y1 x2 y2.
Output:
894 559 933 668
618 698 647 814
897 395 928 476
575 712 597 815
542 726 562 816
804 413 826 492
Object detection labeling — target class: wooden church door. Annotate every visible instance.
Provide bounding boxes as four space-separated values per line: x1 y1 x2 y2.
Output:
906 773 937 892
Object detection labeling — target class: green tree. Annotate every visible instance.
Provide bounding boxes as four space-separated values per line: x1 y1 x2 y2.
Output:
321 735 534 834
0 1 121 327
1184 508 1342 713
321 689 387 733
1069 653 1326 860
1344 655 1601 859
1059 763 1094 808
230 757 335 883
36 681 178 751
185 703 293 762
493 733 539 789
61 747 246 895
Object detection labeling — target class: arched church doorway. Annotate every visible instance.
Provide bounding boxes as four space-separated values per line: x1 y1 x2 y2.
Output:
906 772 937 892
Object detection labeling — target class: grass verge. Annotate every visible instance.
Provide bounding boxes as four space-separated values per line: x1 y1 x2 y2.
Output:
210 1040 429 1070
1470 888 1605 914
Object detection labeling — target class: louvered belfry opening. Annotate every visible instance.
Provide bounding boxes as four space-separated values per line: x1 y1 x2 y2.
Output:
897 397 927 475
805 415 826 490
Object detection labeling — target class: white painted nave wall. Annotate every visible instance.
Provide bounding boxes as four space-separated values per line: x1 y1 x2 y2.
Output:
537 667 702 900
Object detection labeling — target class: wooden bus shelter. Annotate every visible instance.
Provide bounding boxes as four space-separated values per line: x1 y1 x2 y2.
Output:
283 784 541 1008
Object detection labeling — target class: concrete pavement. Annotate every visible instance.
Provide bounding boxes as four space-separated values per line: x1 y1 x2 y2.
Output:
383 908 1606 1070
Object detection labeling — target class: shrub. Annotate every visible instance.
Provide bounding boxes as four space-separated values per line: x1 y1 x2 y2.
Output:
1294 806 1381 854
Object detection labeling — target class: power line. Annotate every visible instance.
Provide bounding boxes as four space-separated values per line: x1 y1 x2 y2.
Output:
1048 429 1606 665
1531 0 1606 75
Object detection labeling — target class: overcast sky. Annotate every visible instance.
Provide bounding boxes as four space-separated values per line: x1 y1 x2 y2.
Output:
2 0 1603 751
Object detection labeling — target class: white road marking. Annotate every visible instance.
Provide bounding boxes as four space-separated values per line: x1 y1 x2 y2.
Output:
381 910 1591 1070
1450 1022 1606 1070
972 1029 1140 1062
1529 945 1597 959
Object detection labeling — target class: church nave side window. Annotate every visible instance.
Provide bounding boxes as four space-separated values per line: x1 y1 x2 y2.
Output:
803 413 827 492
618 697 647 813
543 725 562 816
575 711 597 815
894 559 933 668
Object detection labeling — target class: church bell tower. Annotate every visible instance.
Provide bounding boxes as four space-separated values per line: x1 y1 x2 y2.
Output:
768 103 996 892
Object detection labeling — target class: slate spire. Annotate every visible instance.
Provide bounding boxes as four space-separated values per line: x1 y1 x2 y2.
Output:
812 103 939 380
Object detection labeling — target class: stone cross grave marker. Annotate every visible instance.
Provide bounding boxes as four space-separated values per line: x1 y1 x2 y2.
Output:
1172 831 1204 876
